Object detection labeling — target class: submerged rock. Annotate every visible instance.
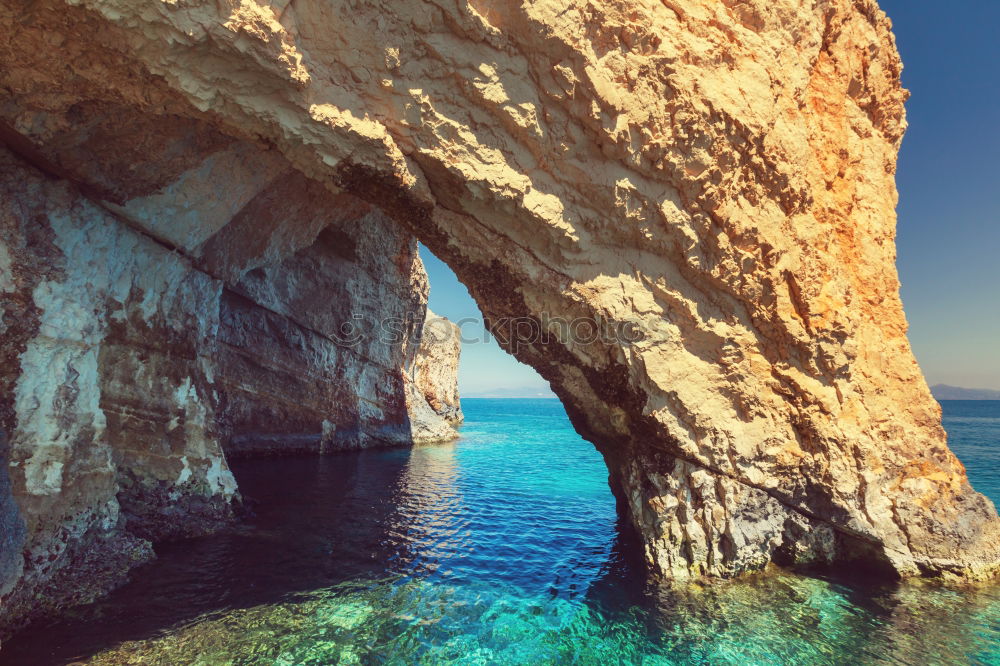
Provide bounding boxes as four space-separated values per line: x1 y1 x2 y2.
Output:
1 0 999 639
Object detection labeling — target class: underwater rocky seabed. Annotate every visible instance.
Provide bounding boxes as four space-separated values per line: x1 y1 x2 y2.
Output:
3 399 1000 665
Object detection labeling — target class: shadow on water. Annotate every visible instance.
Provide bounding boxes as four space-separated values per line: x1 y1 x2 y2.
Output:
1 398 643 663
2 450 417 664
3 399 999 664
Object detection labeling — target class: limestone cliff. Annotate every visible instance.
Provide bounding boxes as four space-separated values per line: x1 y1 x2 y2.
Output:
403 310 464 444
1 0 999 637
0 136 452 631
412 311 464 427
0 1 464 629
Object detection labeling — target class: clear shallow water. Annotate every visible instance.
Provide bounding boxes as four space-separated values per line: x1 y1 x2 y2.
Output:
4 399 1000 665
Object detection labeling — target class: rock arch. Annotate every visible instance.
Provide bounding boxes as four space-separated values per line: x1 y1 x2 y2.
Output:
1 0 998 635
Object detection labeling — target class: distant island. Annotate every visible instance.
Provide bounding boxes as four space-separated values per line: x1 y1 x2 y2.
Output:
931 384 1000 400
463 387 558 399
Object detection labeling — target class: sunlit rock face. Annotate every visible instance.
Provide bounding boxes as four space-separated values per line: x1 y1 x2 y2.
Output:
411 310 464 429
403 311 464 444
2 0 999 635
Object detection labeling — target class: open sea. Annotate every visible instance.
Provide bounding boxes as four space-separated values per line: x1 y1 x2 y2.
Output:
3 399 999 665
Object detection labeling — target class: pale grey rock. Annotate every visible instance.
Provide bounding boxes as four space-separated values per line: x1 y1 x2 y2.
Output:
412 310 464 426
0 46 460 632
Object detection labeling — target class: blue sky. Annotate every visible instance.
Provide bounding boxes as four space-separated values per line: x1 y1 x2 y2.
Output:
882 0 1000 390
421 248 553 397
423 1 1000 394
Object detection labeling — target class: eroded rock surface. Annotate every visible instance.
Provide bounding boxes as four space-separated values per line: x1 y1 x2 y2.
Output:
0 0 465 631
0 139 446 633
1 0 999 637
402 310 464 444
412 310 464 428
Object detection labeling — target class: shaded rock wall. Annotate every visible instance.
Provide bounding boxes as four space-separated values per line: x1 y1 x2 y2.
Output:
0 137 442 633
0 2 464 631
0 147 225 629
214 209 430 457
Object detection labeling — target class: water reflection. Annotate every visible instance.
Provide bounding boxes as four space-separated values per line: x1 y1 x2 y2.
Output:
3 399 999 664
1 451 418 664
632 572 999 664
385 443 466 577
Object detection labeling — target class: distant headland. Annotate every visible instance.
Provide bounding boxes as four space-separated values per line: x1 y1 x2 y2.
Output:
463 387 559 399
931 384 1000 400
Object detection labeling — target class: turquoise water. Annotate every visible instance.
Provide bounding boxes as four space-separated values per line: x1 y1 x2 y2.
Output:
4 399 1000 664
943 401 1000 502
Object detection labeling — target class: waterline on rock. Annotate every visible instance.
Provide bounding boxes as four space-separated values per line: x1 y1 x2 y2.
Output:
4 399 999 664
